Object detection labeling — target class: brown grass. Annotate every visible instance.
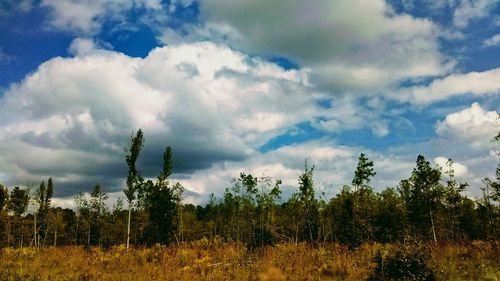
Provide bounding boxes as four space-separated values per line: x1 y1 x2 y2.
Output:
0 241 498 281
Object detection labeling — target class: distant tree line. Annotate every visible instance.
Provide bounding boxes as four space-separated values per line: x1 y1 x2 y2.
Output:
0 130 498 249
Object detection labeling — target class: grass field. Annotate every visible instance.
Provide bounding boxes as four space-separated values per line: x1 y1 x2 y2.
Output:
1 240 499 281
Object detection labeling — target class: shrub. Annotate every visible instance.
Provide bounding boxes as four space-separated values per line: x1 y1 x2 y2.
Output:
368 245 436 281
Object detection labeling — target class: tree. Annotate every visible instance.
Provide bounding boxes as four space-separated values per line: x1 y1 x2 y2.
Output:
9 186 29 217
144 146 182 245
442 159 468 241
89 184 108 246
36 178 54 246
374 188 406 243
0 184 9 247
352 153 376 191
8 186 29 246
74 192 90 247
351 153 377 243
0 184 8 212
124 129 144 249
297 161 318 243
399 155 443 243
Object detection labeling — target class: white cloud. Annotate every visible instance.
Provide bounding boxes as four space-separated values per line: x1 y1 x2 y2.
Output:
68 38 99 56
404 68 500 103
435 102 499 149
0 41 318 196
483 34 500 47
434 156 468 177
453 0 498 29
41 0 163 35
165 0 451 94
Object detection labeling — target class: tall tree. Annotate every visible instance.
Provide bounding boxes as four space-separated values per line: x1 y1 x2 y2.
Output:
9 186 29 217
351 153 377 243
0 184 9 247
298 161 318 243
352 153 376 191
74 192 91 247
8 186 29 246
144 146 182 245
399 155 443 243
36 178 54 246
442 159 468 241
89 184 108 246
124 129 144 249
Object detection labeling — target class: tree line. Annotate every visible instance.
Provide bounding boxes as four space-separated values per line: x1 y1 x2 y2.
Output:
0 129 498 249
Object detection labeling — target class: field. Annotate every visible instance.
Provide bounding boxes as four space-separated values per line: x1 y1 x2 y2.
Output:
1 240 499 281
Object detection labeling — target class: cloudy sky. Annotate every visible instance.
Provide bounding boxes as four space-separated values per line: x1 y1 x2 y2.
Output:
0 0 499 207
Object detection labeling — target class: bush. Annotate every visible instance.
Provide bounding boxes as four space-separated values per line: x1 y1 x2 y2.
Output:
368 245 436 281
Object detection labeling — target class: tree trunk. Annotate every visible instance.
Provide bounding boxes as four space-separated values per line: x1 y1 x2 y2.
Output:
7 216 11 246
430 208 437 244
127 205 132 249
87 223 91 248
33 213 37 248
54 227 57 247
75 214 79 245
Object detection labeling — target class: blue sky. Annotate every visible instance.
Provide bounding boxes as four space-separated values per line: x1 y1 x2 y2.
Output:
0 0 499 206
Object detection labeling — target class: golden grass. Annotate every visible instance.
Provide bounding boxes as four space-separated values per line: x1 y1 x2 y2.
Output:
0 241 498 281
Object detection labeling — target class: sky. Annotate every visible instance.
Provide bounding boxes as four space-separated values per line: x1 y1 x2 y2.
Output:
0 0 499 207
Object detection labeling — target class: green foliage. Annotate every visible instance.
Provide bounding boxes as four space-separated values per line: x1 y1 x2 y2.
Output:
0 184 8 212
297 162 319 243
352 153 376 190
36 178 54 243
399 155 444 242
368 245 436 281
124 129 144 204
8 186 29 217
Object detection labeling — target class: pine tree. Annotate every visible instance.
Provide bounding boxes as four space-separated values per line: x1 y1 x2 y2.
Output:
352 153 376 191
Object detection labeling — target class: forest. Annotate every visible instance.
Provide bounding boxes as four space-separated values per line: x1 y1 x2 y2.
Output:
0 129 499 280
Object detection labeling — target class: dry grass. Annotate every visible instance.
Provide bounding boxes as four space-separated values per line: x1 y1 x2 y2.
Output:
0 241 498 281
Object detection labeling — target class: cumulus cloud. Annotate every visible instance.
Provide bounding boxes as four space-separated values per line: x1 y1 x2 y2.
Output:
403 68 500 103
163 0 451 94
0 41 318 197
435 102 499 149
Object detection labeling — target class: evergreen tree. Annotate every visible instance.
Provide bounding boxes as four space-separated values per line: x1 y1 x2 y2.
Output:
352 153 376 191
